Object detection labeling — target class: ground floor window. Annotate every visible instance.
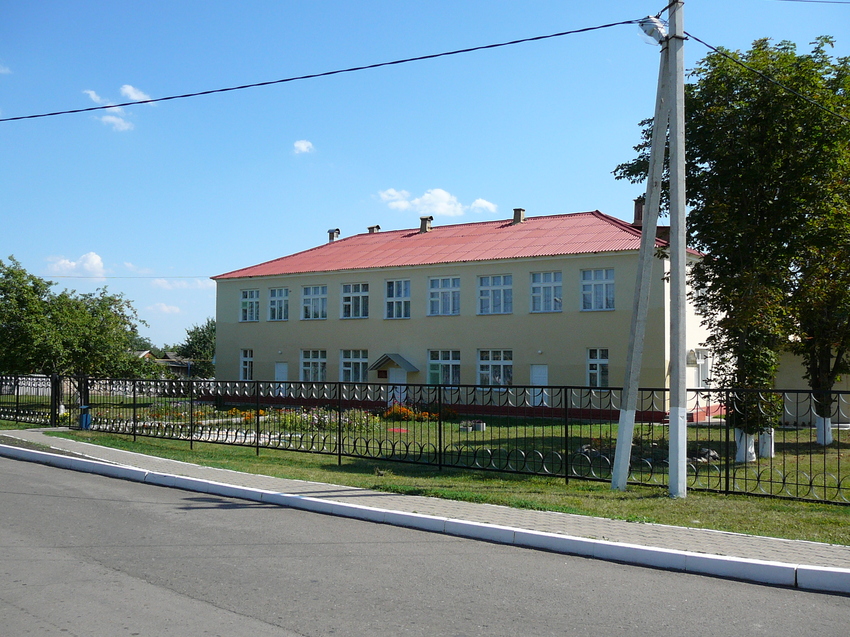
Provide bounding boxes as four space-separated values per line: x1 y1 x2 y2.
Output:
240 349 253 381
588 348 609 387
477 349 512 386
340 349 368 383
301 349 327 382
428 350 460 385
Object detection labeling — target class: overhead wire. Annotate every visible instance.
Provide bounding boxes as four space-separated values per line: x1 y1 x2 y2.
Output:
0 20 641 124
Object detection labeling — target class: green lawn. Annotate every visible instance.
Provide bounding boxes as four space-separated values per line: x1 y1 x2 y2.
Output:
2 424 846 546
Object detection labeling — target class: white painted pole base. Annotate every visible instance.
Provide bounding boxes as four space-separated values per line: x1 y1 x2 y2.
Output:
758 428 775 459
668 407 688 498
734 428 756 463
612 409 636 490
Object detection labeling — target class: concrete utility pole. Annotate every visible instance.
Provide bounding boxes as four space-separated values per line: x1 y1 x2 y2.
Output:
611 2 687 498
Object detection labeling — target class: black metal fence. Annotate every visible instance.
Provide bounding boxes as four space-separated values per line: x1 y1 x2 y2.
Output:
1 374 848 504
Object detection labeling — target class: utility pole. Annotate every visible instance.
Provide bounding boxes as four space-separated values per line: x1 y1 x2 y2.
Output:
611 2 687 498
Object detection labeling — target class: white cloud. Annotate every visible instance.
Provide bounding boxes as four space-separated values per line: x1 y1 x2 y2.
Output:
379 188 493 218
83 89 107 105
470 198 498 213
152 278 215 290
120 84 151 102
124 262 154 275
0 64 11 74
99 115 134 131
148 302 181 314
293 140 314 154
47 252 107 279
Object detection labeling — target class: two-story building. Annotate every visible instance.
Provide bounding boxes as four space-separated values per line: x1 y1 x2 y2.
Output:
212 207 709 389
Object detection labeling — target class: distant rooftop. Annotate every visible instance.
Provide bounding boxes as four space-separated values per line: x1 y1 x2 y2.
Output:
213 210 670 280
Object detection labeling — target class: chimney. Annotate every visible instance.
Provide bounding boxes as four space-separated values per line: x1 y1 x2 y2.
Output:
327 228 340 242
367 224 381 234
633 196 645 227
512 208 526 225
419 215 433 233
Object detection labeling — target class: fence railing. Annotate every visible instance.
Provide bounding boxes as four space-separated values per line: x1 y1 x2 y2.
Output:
1 374 848 504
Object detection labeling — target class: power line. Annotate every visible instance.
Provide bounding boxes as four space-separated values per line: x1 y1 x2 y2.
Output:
685 31 850 125
0 20 641 124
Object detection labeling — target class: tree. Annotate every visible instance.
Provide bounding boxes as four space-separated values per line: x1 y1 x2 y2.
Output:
615 38 850 442
0 256 154 377
175 318 216 378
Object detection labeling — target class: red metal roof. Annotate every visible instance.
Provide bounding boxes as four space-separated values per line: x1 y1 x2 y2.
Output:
213 211 668 280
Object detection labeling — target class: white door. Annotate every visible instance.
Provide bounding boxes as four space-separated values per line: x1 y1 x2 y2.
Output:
388 367 408 404
274 362 289 396
529 364 549 407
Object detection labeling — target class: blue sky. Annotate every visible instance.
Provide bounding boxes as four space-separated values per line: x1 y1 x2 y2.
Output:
2 1 848 347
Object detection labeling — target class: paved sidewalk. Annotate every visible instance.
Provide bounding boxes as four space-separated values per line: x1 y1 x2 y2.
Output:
2 428 850 594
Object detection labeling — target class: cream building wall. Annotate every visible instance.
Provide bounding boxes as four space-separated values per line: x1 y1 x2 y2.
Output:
215 249 705 389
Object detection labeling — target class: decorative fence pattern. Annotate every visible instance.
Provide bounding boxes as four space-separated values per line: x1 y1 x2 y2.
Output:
1 375 848 504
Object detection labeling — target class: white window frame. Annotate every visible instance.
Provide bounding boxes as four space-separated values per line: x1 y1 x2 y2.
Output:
268 287 289 321
302 285 328 320
587 348 609 387
240 349 254 381
428 350 461 385
530 271 562 313
385 279 411 319
428 277 461 316
300 349 327 382
477 349 513 386
478 275 513 315
341 283 369 319
581 268 615 311
240 289 260 322
340 349 369 383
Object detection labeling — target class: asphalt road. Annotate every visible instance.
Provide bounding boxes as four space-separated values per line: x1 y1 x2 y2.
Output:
1 457 849 637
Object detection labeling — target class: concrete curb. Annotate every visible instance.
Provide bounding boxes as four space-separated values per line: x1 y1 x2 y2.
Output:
2 443 848 595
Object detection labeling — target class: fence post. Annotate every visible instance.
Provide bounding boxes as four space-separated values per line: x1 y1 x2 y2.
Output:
438 384 444 471
50 374 60 427
132 380 137 442
15 375 20 424
724 388 731 495
189 379 195 451
337 382 343 466
255 380 261 456
563 386 570 485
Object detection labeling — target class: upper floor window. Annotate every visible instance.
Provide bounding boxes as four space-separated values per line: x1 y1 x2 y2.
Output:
531 271 562 313
301 349 327 382
268 288 289 321
302 285 328 320
478 275 513 315
386 279 411 319
341 283 369 319
429 277 460 316
240 349 254 381
240 289 260 322
341 349 368 383
428 350 461 385
582 269 615 311
588 348 609 387
478 349 513 386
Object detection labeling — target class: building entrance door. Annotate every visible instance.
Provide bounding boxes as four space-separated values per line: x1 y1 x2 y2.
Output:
529 364 549 407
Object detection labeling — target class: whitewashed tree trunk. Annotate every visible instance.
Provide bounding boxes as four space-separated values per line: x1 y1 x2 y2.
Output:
758 428 775 458
734 428 756 463
815 415 834 446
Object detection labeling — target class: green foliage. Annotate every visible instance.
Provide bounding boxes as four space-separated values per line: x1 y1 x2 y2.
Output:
175 318 215 378
615 37 850 417
0 256 153 377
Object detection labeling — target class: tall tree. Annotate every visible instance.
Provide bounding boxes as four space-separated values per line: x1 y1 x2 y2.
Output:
176 318 216 378
0 257 54 374
614 37 850 439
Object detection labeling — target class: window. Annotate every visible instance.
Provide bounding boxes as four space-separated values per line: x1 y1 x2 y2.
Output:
300 349 327 382
302 285 328 320
386 279 411 319
478 350 513 386
531 271 562 313
240 289 260 322
268 288 289 321
240 349 253 381
582 268 615 311
341 349 368 382
428 350 461 385
428 277 461 316
341 283 369 319
588 348 609 387
478 275 513 315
